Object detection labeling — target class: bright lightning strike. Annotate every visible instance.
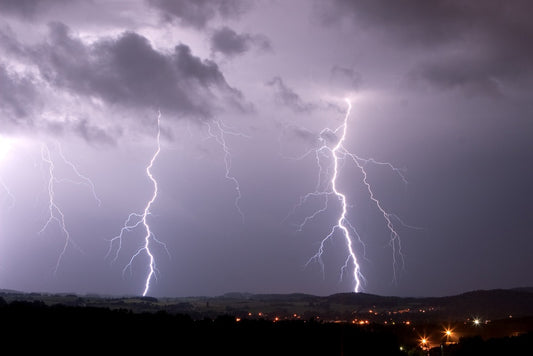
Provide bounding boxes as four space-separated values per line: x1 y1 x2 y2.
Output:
39 142 101 274
205 120 248 223
293 99 406 293
56 144 102 207
345 154 406 283
107 110 168 296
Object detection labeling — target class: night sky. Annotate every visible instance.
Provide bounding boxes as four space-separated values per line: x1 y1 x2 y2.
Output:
0 0 532 298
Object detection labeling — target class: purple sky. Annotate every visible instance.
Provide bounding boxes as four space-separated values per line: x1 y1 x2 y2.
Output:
0 0 532 297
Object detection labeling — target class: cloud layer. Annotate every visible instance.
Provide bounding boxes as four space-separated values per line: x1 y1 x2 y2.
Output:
320 0 533 95
147 0 249 29
0 21 246 140
210 26 271 57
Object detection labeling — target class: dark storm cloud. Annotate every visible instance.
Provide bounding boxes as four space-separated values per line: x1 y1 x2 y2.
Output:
29 22 242 119
290 126 317 143
210 26 271 57
408 57 504 97
330 65 362 91
321 0 533 94
0 64 38 124
0 62 118 143
71 119 118 145
320 0 476 46
0 26 26 57
321 0 532 46
279 125 319 148
0 0 69 19
147 0 249 29
267 76 315 113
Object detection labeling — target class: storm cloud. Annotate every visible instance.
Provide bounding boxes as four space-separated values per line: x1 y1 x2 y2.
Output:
267 76 315 113
330 66 362 91
0 22 245 138
38 23 240 117
0 64 39 126
320 0 533 95
0 0 70 19
210 26 271 57
147 0 249 29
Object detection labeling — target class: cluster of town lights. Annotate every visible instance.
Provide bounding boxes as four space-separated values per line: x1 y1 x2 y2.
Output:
419 320 483 351
232 312 488 352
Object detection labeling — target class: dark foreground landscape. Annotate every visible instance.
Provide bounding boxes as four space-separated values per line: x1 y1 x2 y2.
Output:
1 288 532 355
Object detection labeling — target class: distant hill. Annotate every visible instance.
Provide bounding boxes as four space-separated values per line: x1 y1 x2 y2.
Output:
229 288 533 321
322 289 533 320
1 287 532 322
511 286 533 294
1 288 532 354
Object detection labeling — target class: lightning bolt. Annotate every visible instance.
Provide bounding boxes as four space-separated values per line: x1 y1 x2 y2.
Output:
39 142 101 274
292 99 406 293
107 110 167 296
56 144 102 207
205 120 247 223
344 154 406 283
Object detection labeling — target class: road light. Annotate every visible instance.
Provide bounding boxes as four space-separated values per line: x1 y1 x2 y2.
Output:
420 337 430 356
442 327 454 345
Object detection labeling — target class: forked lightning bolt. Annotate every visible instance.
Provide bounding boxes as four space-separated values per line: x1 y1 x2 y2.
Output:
294 99 406 293
107 110 167 296
205 120 247 223
56 144 102 207
39 142 101 274
345 154 407 283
